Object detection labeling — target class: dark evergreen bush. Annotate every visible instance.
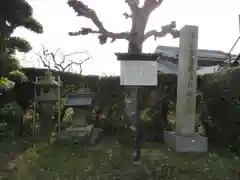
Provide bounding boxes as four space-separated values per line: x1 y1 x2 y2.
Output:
199 67 240 152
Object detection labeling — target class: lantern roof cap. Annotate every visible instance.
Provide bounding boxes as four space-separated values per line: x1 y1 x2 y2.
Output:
35 70 60 87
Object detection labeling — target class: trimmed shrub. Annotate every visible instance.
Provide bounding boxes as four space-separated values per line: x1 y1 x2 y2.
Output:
0 101 24 138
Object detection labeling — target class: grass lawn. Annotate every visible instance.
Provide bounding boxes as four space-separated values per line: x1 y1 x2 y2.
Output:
0 137 239 180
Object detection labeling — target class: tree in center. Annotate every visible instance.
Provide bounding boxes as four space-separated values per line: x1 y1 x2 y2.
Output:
67 0 179 54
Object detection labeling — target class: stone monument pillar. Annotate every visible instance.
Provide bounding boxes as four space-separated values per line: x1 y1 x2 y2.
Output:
164 25 208 152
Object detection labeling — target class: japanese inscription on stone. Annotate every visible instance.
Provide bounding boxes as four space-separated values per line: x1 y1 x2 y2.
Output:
186 31 197 114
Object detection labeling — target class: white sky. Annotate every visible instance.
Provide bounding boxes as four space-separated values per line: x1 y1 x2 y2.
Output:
13 0 240 75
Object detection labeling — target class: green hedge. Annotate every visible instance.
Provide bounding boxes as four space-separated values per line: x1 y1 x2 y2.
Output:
5 66 240 151
19 68 177 141
18 67 240 152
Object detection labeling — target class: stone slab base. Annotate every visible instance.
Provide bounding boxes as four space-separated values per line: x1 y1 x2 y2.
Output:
164 131 208 152
58 124 94 140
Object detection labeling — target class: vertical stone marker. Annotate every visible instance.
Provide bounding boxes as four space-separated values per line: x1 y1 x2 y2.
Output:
164 25 208 152
176 25 198 136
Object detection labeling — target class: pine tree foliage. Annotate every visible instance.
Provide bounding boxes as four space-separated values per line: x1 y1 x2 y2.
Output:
0 0 43 34
0 0 43 75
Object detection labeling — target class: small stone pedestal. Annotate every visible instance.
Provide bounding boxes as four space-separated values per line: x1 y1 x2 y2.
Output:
38 103 55 138
164 25 208 152
164 131 207 152
61 108 94 143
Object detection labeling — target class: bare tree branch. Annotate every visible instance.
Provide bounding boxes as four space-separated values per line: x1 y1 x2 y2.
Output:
144 21 180 41
41 46 63 71
125 0 139 10
123 12 132 19
124 0 139 17
59 50 89 68
63 56 91 74
68 0 180 53
63 50 88 58
142 0 163 13
35 46 53 70
67 0 130 43
54 48 61 58
35 45 91 74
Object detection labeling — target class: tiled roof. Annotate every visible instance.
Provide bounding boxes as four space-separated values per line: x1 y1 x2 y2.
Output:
157 60 221 75
155 45 234 75
155 46 232 60
197 65 222 75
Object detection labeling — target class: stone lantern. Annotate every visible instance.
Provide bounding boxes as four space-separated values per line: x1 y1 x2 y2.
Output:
59 87 95 143
35 71 61 138
36 71 59 102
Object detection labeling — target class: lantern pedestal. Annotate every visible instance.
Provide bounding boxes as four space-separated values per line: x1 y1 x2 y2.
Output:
38 102 55 140
59 108 94 143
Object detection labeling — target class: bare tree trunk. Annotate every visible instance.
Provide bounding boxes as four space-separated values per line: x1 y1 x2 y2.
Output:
128 8 149 54
128 39 143 54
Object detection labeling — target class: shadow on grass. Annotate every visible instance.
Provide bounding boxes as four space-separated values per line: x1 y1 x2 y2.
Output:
1 137 240 180
142 143 240 180
3 137 133 180
0 138 33 174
